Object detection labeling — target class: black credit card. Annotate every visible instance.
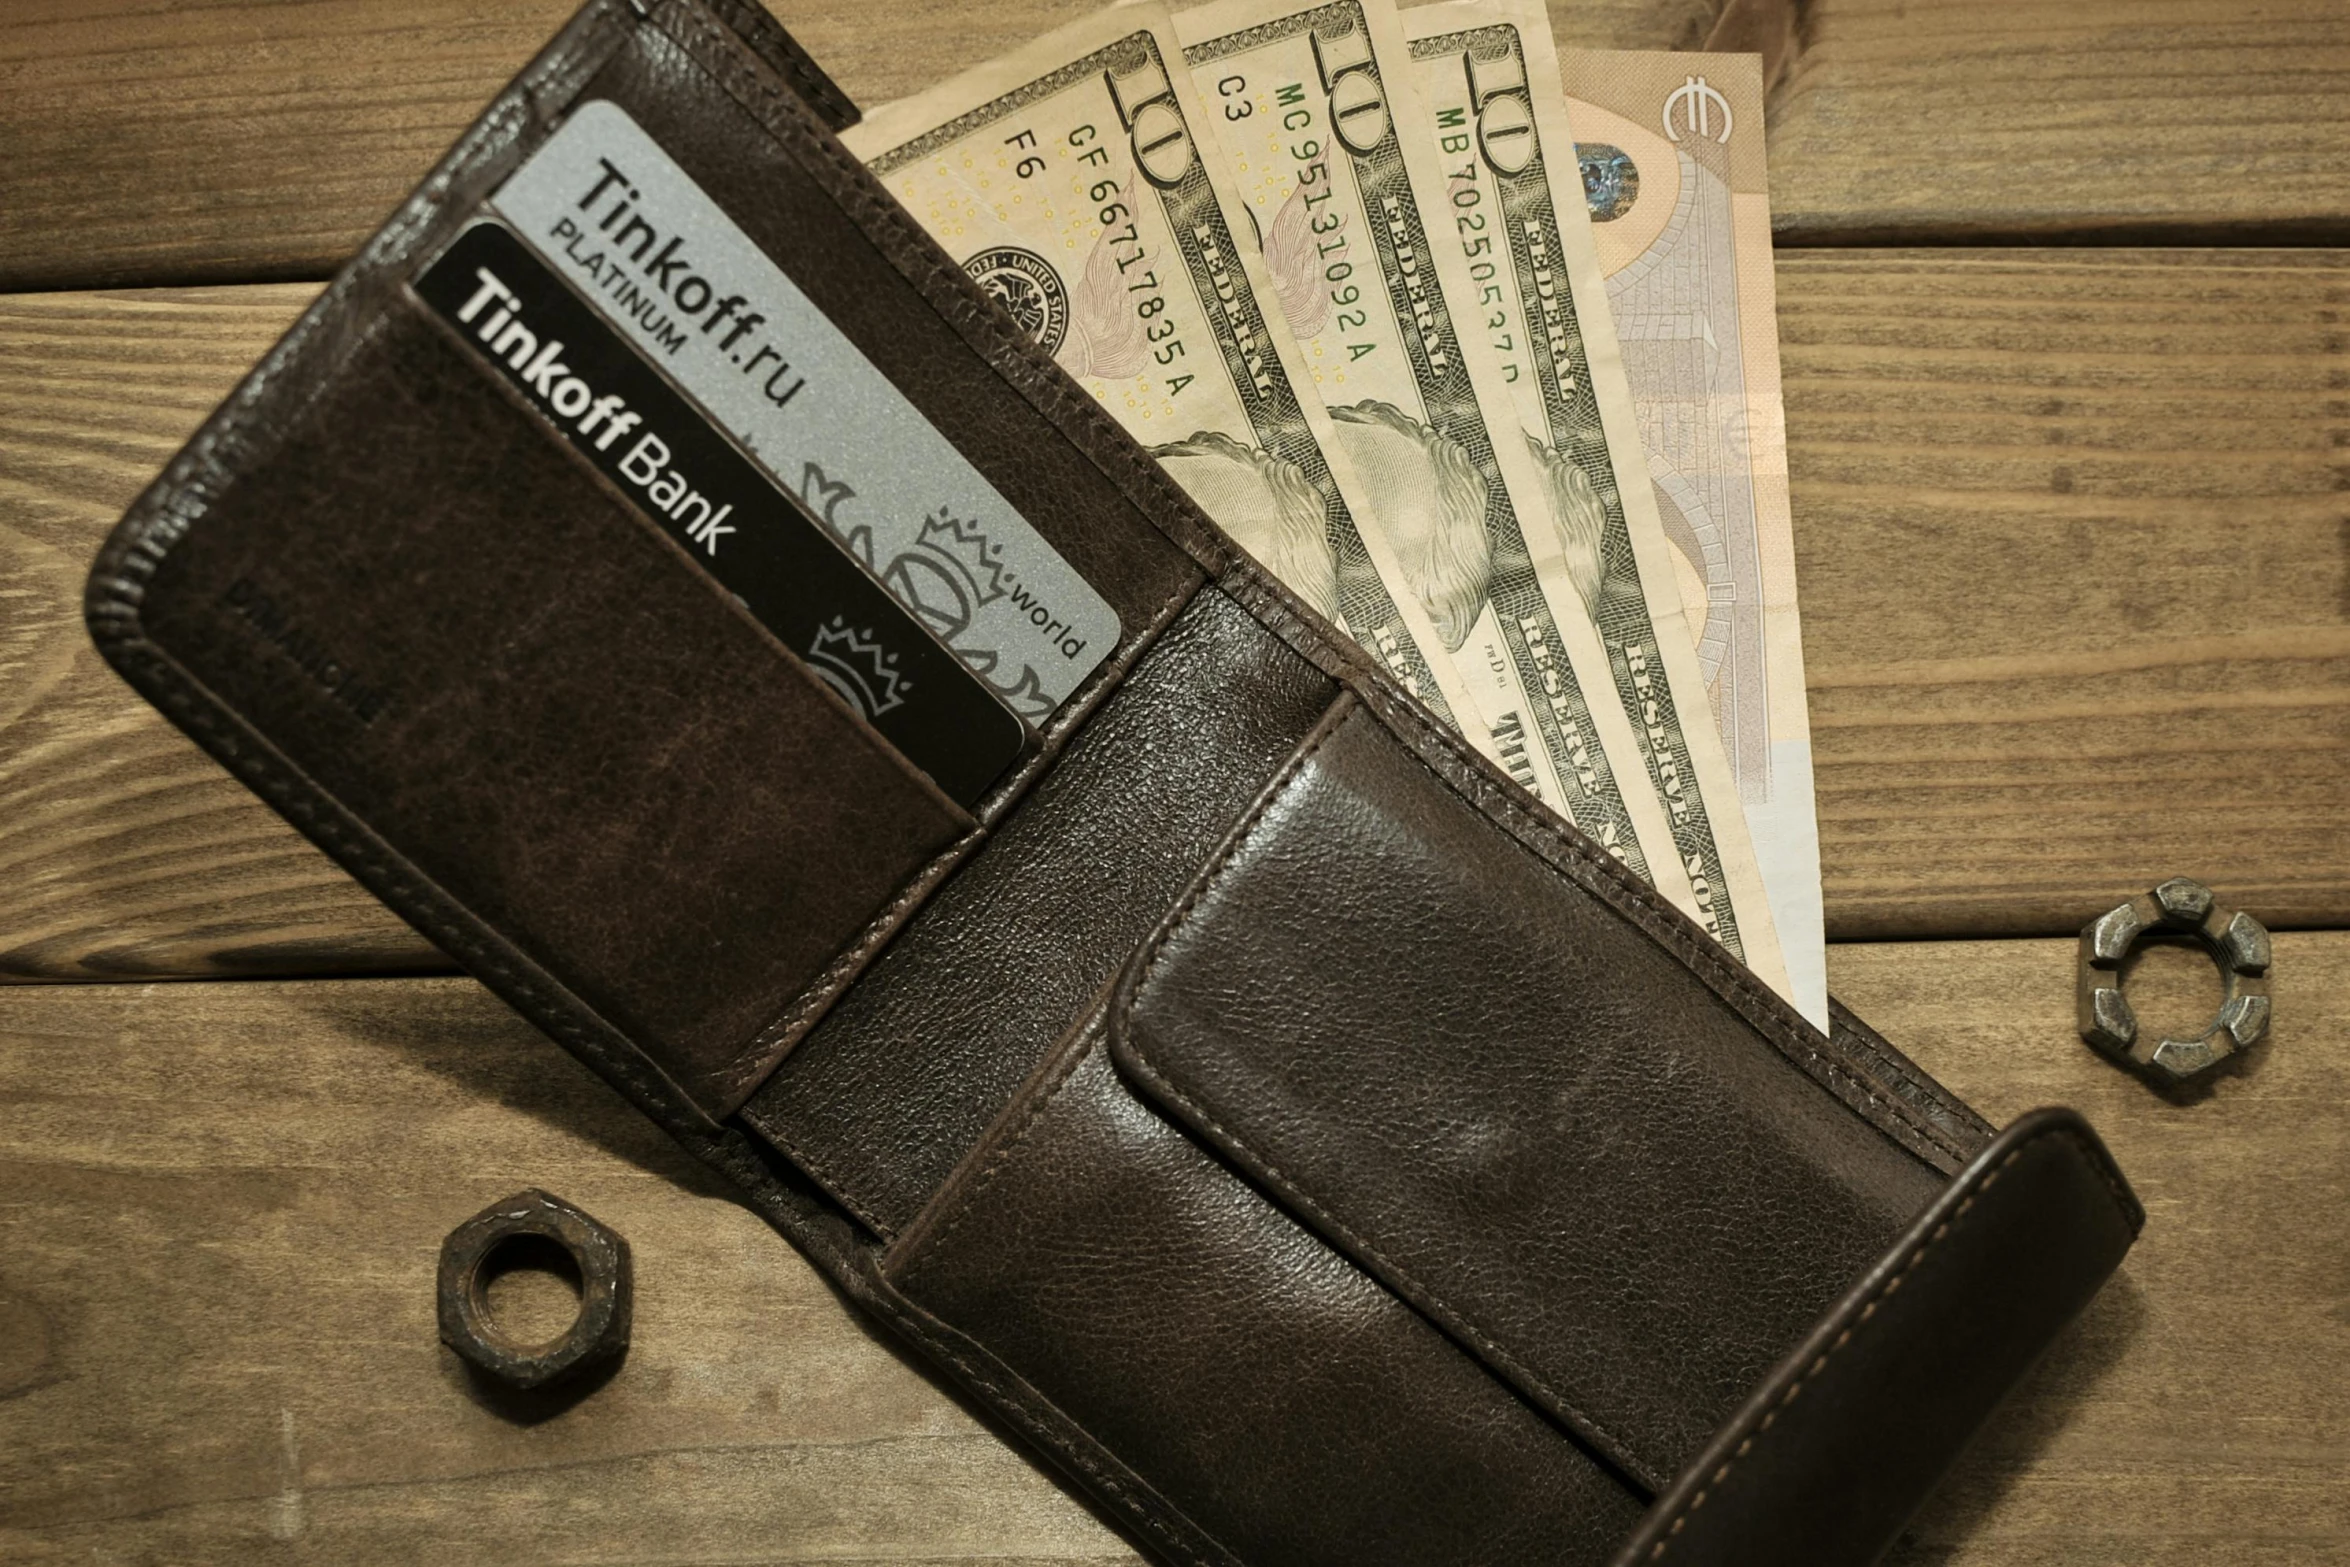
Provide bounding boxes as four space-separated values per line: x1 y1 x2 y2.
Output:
413 220 1025 807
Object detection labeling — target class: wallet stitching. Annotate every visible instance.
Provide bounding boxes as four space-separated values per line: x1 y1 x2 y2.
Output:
717 824 983 1097
1640 1121 2134 1560
103 641 721 1136
728 563 1200 1084
896 695 1355 1281
1120 1056 1668 1490
859 1281 1236 1567
890 1019 1115 1288
1828 1004 1997 1148
749 1118 901 1239
1120 693 1366 1058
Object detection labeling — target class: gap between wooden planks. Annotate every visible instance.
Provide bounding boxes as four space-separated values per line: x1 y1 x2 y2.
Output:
3 249 2344 979
0 934 2340 1563
1767 0 2350 246
5 0 2349 291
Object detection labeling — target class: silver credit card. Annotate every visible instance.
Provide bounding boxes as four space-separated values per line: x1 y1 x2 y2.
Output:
489 99 1120 724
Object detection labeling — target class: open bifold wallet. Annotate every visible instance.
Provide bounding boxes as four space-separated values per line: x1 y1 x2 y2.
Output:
86 3 2141 1562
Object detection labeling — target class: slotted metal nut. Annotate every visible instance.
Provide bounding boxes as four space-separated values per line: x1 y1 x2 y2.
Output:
2078 879 2271 1085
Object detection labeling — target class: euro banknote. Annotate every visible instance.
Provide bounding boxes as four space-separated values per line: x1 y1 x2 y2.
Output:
1558 49 1825 1023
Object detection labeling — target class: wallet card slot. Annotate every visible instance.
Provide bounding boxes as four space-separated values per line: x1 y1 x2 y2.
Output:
881 1011 1646 1567
91 0 1228 1128
133 309 975 1119
412 216 1033 806
1107 695 1954 1486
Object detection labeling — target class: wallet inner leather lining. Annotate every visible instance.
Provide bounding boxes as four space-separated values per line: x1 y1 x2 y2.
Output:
882 1015 1650 1567
741 587 1337 1235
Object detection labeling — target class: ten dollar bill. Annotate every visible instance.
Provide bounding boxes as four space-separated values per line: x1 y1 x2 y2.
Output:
1403 0 1795 1010
1173 0 1691 904
844 2 1479 725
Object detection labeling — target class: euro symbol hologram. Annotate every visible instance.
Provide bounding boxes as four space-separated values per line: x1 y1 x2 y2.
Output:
1662 76 1734 145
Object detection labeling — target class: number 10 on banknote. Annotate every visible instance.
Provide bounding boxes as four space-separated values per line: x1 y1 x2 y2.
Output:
1170 0 1711 914
843 2 1486 736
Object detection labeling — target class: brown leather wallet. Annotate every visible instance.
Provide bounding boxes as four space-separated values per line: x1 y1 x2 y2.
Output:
84 4 2142 1562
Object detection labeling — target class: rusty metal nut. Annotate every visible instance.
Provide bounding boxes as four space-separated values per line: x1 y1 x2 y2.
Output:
438 1189 631 1390
2078 878 2271 1085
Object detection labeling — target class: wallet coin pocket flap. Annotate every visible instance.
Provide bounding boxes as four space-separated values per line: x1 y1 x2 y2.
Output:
881 1010 1648 1567
1607 1107 2141 1567
1107 694 1956 1486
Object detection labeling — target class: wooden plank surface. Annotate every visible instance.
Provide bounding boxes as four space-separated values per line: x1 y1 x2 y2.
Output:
0 976 1126 1564
0 285 442 981
1767 0 2350 245
0 936 2340 1562
6 249 2345 976
1786 247 2350 939
0 0 1714 293
9 0 2350 292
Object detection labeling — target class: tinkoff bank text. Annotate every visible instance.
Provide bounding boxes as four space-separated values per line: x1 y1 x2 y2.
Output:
545 155 809 410
453 265 738 555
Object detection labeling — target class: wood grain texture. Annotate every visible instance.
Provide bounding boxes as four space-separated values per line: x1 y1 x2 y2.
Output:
1837 934 2350 1567
1782 247 2350 939
3 249 2345 974
0 939 2340 1561
4 0 2345 290
1768 0 2350 245
0 975 1134 1564
0 0 1714 293
0 284 442 980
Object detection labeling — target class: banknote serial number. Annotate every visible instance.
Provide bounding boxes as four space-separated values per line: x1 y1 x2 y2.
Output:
1213 74 1377 364
995 79 1197 396
1434 108 1519 381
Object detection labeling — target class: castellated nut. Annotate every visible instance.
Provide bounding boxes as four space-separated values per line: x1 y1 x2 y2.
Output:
2077 880 2271 1086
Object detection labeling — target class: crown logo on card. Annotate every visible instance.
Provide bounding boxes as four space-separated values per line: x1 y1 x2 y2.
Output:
806 617 909 720
885 510 1009 642
917 510 1010 607
989 664 1056 722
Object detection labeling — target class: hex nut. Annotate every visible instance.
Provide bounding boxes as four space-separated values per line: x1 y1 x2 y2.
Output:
438 1189 631 1391
2077 879 2271 1086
